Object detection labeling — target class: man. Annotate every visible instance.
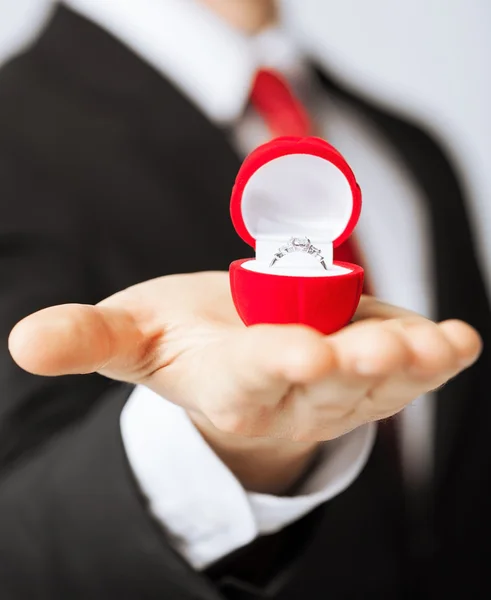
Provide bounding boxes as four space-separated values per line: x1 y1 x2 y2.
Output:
0 1 489 599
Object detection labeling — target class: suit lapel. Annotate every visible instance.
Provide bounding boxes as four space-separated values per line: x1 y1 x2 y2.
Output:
313 66 490 489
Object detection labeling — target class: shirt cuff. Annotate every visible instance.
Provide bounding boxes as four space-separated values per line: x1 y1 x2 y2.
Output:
120 385 376 570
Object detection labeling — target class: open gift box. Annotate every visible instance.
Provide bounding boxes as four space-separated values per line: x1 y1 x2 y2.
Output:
229 136 364 335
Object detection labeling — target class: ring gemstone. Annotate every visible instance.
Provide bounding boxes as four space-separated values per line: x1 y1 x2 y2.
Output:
270 237 327 269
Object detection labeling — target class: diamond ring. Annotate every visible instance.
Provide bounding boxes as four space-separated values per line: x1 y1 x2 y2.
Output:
269 237 327 270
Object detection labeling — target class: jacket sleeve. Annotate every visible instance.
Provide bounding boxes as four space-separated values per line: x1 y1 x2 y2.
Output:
0 152 220 597
0 383 221 600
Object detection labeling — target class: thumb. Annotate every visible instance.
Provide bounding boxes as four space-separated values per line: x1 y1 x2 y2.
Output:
8 303 146 378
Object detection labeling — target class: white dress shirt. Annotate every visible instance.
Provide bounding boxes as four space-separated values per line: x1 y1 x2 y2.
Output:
65 0 435 570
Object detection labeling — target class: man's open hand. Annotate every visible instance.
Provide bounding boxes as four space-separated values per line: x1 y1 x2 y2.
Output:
9 272 481 444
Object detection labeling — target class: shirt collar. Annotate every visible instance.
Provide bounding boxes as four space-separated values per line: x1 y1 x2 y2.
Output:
64 0 306 124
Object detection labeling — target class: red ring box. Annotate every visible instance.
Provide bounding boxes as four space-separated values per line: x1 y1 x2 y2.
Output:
229 136 364 335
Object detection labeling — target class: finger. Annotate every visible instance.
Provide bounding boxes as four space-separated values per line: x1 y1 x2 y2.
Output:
278 323 412 438
328 319 412 376
287 319 481 441
362 319 479 417
8 304 150 378
314 319 443 427
388 318 459 376
438 319 482 367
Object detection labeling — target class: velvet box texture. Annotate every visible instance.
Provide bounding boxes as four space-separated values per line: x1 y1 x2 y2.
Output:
229 136 364 335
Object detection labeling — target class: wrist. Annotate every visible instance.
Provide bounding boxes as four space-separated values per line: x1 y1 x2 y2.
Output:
188 411 320 495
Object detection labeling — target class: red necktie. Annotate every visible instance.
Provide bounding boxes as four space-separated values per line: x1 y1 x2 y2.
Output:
250 68 369 289
249 69 400 485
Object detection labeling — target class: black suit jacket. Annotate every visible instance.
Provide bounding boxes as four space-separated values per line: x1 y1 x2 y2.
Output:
0 7 489 599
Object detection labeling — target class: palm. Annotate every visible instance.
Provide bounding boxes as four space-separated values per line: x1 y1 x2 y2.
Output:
9 271 481 442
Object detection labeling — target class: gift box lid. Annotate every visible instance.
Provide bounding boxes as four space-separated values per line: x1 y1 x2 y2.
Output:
230 136 361 249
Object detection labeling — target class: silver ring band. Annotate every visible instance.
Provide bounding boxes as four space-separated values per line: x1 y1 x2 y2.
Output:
270 237 327 270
